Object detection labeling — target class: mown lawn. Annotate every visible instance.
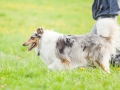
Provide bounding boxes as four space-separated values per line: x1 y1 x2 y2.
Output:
0 0 120 90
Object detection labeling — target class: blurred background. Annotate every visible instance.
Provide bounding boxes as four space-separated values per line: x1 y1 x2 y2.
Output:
1 0 120 55
0 0 120 89
0 0 95 55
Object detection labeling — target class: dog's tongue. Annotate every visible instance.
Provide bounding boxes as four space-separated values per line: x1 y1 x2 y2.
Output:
28 43 36 51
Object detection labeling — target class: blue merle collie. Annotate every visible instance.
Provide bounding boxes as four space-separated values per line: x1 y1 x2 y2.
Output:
23 18 120 73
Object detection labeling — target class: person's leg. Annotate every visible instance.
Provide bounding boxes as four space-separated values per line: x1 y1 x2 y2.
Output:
90 23 97 34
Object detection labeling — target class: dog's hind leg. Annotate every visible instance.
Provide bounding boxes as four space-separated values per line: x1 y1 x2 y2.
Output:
99 62 110 74
98 54 111 74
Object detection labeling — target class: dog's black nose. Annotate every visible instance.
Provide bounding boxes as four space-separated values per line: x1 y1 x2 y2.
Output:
23 44 25 46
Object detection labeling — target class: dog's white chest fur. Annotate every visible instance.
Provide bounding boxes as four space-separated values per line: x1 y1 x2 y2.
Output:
36 30 63 66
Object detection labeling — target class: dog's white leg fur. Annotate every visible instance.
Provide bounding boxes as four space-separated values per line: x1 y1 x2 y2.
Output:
48 59 70 71
48 60 62 71
99 53 111 74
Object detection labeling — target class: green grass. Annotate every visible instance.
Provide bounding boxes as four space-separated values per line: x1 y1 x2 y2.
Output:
0 0 120 90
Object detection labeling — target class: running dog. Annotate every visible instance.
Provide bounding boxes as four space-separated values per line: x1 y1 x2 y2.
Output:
23 18 120 73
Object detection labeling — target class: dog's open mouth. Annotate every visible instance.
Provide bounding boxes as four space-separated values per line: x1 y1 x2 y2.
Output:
28 42 36 51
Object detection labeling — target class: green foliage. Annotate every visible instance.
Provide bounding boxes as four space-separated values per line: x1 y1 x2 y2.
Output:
0 0 120 90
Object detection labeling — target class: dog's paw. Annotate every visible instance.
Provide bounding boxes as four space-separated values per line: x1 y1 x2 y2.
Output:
48 64 56 71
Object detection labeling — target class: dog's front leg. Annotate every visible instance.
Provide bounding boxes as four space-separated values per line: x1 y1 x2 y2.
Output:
48 62 60 71
48 59 66 71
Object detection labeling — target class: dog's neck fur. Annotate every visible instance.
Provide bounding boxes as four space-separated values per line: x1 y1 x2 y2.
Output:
35 30 63 65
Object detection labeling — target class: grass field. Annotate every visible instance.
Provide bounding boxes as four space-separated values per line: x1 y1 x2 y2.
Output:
0 0 120 90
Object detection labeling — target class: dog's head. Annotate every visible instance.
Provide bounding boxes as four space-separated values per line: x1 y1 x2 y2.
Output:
23 27 43 51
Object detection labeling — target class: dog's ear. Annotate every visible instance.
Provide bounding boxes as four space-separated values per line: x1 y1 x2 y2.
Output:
37 28 43 34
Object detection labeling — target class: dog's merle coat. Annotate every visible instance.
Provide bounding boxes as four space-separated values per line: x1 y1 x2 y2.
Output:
56 35 74 54
56 34 104 59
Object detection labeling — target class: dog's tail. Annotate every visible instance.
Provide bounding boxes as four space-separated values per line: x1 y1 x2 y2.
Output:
96 18 120 55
